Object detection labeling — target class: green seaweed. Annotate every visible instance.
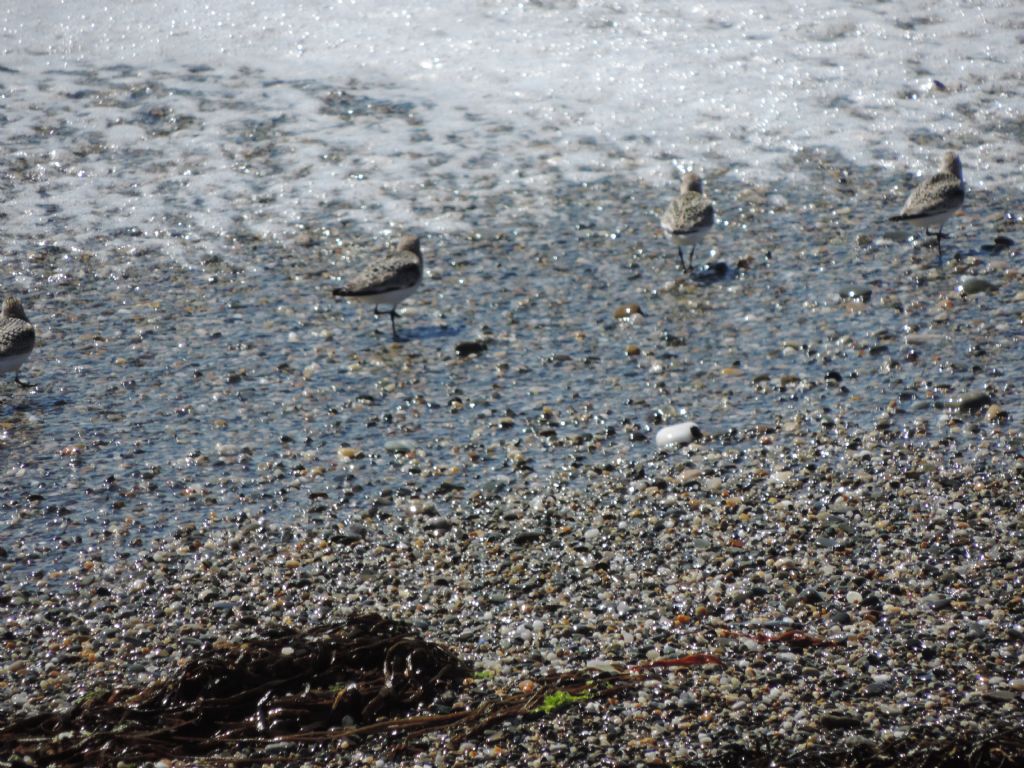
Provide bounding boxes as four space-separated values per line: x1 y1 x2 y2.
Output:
530 686 593 715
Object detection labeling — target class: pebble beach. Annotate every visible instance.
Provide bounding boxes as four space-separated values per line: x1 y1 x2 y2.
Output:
3 2 1024 765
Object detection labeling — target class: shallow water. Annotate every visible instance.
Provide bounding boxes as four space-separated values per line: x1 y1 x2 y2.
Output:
1 5 1023 579
4 0 1024 191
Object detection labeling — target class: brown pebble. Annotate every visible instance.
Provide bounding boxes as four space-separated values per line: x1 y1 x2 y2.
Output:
986 404 1008 422
614 303 644 319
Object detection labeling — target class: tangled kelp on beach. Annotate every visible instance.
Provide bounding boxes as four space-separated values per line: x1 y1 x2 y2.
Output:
0 614 467 765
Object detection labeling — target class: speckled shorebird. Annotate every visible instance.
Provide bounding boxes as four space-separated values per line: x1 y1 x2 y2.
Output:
333 235 423 340
660 171 715 270
0 297 36 387
889 151 964 259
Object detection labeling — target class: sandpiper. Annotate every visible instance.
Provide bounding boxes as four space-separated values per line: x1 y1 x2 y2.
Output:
660 172 715 270
333 235 423 340
0 297 36 387
889 151 964 259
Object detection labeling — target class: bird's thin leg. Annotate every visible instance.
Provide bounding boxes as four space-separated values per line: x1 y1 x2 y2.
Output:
389 308 400 341
936 223 944 264
369 305 391 336
677 244 685 266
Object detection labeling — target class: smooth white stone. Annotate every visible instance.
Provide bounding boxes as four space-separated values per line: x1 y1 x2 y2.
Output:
655 421 701 449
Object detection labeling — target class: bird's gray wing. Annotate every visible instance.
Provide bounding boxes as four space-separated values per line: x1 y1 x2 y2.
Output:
894 173 964 220
0 320 35 356
337 257 421 296
661 193 714 233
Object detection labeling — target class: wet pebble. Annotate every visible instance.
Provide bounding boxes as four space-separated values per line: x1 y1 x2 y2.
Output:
455 339 488 357
818 712 862 729
654 422 702 450
511 529 545 546
948 391 992 412
983 690 1018 704
839 285 871 302
958 277 998 296
424 516 455 531
338 524 368 543
613 303 644 319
